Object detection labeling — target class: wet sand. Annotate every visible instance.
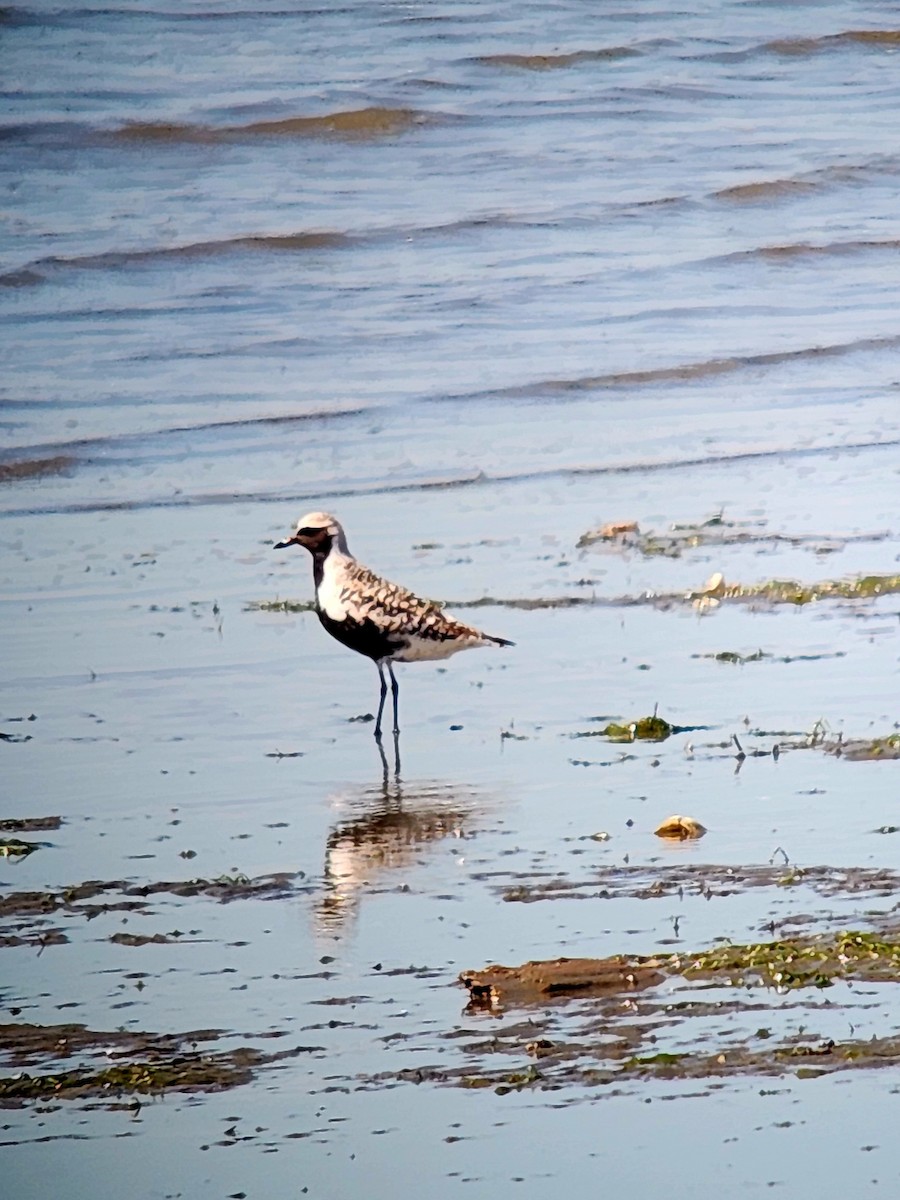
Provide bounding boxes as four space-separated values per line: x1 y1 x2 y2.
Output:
3 459 900 1195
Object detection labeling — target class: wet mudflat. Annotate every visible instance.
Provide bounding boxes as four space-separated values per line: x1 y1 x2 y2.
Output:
3 480 899 1198
3 0 900 1196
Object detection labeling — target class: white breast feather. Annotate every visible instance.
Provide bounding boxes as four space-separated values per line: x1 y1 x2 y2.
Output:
317 555 354 621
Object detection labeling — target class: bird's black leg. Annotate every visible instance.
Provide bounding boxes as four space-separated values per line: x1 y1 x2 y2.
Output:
388 661 400 736
374 661 388 739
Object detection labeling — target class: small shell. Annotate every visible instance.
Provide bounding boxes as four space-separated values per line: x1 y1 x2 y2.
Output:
654 815 707 840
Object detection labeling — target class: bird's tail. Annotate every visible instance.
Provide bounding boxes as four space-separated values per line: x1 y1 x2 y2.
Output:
485 634 515 647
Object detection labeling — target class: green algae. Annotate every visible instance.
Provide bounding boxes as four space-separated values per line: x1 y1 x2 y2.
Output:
604 1035 900 1085
692 649 847 665
464 929 900 1007
676 930 900 990
707 649 768 664
703 573 900 606
376 1020 900 1095
574 712 681 742
438 926 900 1093
601 715 673 741
667 722 899 765
0 1021 314 1106
757 727 900 761
109 931 180 946
251 572 900 620
622 1052 685 1070
0 838 40 858
0 1054 254 1102
577 513 889 557
248 597 316 613
248 595 596 614
494 1065 542 1095
835 732 900 761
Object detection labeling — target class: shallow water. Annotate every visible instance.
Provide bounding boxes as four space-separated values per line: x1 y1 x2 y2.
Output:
3 1 900 1195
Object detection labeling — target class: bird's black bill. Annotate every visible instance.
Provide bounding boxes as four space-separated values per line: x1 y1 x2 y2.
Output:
273 537 296 549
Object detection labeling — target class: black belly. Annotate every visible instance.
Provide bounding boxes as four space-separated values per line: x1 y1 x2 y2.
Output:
318 609 403 661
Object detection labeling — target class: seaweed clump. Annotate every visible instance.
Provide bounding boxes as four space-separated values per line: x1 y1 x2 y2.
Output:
0 1021 312 1106
682 930 900 990
463 930 900 1011
0 839 40 858
689 572 900 607
577 513 889 559
575 712 678 742
0 1054 256 1103
834 732 900 761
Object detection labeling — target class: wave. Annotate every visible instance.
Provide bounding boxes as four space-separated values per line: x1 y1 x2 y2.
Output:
0 403 370 467
0 7 352 26
765 29 900 55
715 178 820 203
0 267 45 288
0 231 355 287
111 106 436 144
0 455 74 484
717 238 900 264
474 46 640 70
5 435 899 518
471 334 900 400
2 332 896 482
715 156 900 204
5 138 897 290
693 28 900 62
0 212 561 288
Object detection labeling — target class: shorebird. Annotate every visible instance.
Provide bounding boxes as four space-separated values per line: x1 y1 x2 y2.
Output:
274 512 514 737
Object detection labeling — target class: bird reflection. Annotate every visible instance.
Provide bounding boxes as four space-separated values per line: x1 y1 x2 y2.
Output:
314 750 483 935
376 728 401 782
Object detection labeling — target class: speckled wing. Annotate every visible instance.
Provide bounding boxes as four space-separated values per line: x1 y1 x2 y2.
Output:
341 562 487 645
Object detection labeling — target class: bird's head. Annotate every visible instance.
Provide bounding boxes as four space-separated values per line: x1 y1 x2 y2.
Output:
273 511 348 555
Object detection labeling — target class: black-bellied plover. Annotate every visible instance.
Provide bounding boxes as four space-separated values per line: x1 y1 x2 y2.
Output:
274 512 514 737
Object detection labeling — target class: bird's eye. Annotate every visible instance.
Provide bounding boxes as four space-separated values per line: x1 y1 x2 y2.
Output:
297 527 318 538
